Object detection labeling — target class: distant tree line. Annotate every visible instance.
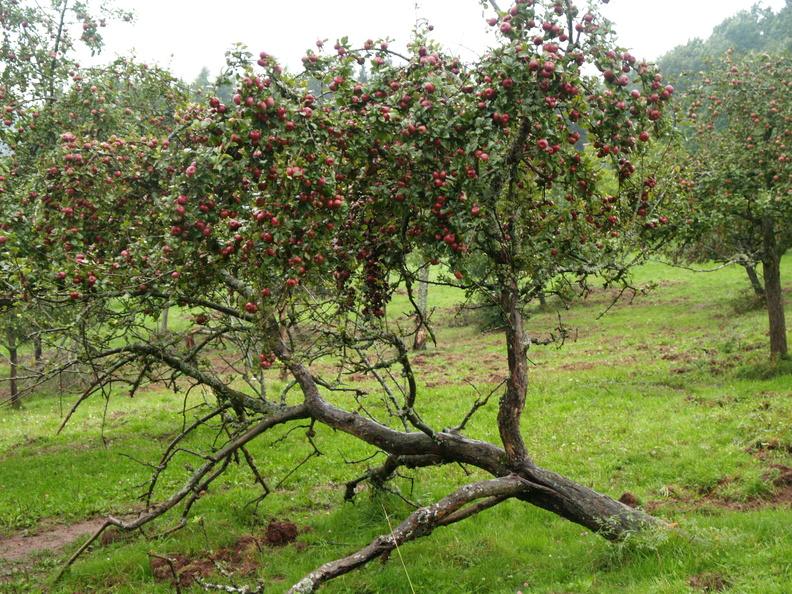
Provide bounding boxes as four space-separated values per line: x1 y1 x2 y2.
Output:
658 0 792 90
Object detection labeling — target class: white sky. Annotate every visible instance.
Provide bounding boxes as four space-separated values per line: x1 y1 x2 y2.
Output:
87 0 786 82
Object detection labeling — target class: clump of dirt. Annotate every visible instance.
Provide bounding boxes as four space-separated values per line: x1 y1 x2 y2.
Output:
264 520 299 547
645 465 792 514
150 554 216 588
745 440 792 458
99 527 135 546
689 573 730 591
766 464 792 489
486 373 506 384
151 524 300 589
618 492 639 508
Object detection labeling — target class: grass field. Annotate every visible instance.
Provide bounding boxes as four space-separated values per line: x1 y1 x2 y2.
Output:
1 258 791 593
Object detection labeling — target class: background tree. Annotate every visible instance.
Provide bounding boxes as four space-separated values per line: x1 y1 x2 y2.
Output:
657 1 792 91
0 0 138 403
191 65 235 103
4 0 677 590
678 50 792 359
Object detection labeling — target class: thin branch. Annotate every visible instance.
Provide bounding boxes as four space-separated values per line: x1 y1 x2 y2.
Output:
54 404 310 581
147 554 184 594
453 379 505 433
646 257 744 273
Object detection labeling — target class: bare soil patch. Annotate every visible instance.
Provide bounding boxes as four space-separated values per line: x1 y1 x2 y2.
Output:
150 520 302 589
0 518 106 563
645 465 792 513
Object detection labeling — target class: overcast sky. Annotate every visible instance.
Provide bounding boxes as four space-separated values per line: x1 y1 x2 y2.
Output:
87 0 786 82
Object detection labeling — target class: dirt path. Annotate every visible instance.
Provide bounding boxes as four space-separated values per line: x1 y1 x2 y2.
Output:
0 518 106 563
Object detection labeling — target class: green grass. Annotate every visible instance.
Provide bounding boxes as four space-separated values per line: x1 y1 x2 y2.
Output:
1 258 791 592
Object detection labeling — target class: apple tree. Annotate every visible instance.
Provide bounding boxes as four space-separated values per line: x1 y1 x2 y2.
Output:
0 0 143 401
679 50 792 358
4 0 677 590
0 0 196 405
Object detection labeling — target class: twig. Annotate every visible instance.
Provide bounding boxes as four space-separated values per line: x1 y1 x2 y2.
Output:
453 379 505 433
147 553 184 594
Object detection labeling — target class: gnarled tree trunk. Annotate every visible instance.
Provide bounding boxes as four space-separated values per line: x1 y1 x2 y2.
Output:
52 273 670 592
276 277 666 591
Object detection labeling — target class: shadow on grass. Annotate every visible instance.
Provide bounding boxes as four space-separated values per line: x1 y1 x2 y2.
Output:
733 357 792 381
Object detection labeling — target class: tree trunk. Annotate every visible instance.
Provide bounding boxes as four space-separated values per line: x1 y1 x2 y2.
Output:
413 266 430 351
34 334 42 363
159 303 170 334
761 217 788 359
497 280 531 464
279 330 666 593
7 329 19 408
285 345 663 540
742 262 765 297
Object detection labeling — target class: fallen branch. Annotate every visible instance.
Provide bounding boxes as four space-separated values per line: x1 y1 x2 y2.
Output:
287 475 529 593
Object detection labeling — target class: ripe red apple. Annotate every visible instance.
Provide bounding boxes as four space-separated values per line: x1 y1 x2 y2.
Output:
244 302 258 313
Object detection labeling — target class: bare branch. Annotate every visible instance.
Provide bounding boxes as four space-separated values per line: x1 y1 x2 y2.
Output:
287 476 528 593
453 379 505 433
54 404 310 580
147 554 184 594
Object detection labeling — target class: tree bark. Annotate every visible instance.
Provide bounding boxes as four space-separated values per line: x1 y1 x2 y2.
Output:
742 262 765 297
497 280 531 464
288 476 531 593
413 266 430 351
54 309 670 588
761 217 788 359
159 302 170 334
34 334 42 363
7 328 19 408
